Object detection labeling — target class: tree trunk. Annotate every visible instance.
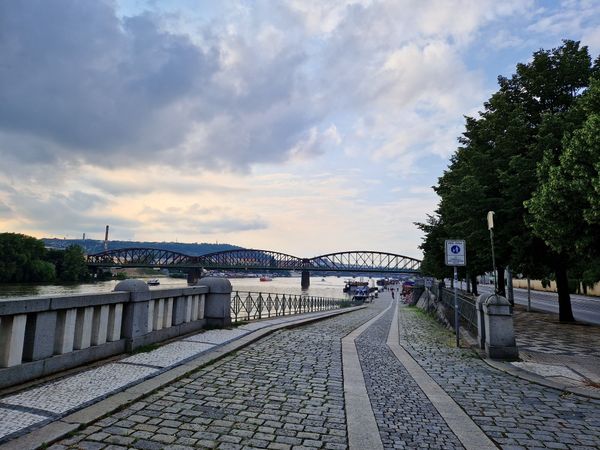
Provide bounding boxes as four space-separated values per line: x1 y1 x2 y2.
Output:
555 257 575 323
496 265 505 297
470 273 478 296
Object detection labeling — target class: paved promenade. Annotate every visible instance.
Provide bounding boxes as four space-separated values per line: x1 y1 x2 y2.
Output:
2 292 600 449
510 306 600 394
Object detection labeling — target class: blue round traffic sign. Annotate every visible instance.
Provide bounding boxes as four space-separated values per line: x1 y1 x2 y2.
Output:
450 245 461 254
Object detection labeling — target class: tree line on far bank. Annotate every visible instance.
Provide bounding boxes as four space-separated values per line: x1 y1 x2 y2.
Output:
416 40 600 322
0 233 89 283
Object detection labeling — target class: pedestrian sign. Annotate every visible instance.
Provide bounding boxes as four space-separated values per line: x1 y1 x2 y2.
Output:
445 240 466 266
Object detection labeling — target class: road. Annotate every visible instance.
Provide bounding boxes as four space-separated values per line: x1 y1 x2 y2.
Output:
477 283 600 325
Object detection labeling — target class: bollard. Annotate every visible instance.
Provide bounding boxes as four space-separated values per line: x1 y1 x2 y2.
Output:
482 294 518 359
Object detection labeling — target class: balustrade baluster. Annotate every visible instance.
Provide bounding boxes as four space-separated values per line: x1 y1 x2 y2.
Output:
164 298 173 328
147 300 155 332
0 315 26 367
185 295 193 322
191 295 199 321
198 294 206 319
107 304 123 342
74 307 94 350
91 305 110 346
55 309 77 354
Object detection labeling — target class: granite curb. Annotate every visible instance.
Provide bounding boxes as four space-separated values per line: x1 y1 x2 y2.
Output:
0 305 365 450
342 299 392 450
482 357 600 400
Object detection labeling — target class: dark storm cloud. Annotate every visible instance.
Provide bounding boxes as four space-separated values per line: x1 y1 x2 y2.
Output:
0 0 325 173
0 0 215 163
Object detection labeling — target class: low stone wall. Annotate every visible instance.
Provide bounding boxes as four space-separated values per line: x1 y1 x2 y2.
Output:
0 277 231 388
512 278 600 296
415 289 451 328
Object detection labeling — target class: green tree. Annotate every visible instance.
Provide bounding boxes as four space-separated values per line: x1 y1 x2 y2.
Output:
526 78 600 298
418 40 595 321
60 245 89 282
0 233 56 282
415 214 452 280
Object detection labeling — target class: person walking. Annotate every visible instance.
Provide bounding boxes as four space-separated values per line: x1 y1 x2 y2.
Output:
391 290 395 300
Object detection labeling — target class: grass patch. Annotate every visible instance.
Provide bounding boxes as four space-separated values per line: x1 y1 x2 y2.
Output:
230 320 249 327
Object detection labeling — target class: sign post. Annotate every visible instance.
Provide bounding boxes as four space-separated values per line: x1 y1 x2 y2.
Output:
445 240 466 348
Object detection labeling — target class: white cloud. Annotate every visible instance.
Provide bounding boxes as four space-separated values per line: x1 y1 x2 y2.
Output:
1 0 597 257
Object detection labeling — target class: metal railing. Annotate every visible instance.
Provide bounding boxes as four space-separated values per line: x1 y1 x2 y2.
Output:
430 284 477 334
230 291 346 322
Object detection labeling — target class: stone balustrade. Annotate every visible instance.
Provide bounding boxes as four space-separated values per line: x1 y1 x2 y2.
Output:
0 277 230 388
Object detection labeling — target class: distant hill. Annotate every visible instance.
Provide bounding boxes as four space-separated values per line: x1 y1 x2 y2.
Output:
42 238 242 256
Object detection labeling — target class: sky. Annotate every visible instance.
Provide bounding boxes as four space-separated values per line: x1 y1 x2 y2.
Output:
1 0 599 259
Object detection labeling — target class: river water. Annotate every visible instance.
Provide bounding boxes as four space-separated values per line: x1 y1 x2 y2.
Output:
0 275 379 300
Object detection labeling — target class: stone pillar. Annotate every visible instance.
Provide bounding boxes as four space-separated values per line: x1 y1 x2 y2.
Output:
114 279 151 351
475 294 488 350
483 294 518 360
197 277 232 328
301 270 310 289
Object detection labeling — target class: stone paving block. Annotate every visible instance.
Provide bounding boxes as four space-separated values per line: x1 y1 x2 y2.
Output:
397 305 600 450
0 406 49 441
121 341 214 367
1 363 157 414
185 328 249 344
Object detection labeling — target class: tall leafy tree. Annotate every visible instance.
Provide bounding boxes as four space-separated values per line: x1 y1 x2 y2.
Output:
418 40 595 321
0 233 55 282
60 245 89 282
527 78 600 306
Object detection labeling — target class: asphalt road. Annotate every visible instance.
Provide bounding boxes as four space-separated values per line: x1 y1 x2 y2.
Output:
477 284 600 325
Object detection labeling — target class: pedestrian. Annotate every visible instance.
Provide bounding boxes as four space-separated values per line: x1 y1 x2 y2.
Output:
391 290 395 299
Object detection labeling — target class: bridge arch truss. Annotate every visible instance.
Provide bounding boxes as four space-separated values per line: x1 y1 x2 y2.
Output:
309 251 420 273
87 248 421 274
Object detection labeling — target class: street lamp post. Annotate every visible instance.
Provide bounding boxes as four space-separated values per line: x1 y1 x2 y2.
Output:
487 211 497 294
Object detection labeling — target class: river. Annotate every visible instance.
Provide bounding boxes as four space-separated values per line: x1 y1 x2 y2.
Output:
0 275 379 300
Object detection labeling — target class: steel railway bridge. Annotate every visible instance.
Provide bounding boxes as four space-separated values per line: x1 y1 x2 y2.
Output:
87 248 422 287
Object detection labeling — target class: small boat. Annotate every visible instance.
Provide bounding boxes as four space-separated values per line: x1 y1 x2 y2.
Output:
259 276 273 282
147 279 160 286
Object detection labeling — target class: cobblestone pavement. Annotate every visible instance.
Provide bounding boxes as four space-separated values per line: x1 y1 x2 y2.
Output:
513 305 600 358
399 305 600 450
0 309 347 443
50 304 385 450
355 307 464 449
512 305 600 390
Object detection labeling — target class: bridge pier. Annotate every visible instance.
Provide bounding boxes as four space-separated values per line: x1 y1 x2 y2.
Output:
187 268 202 285
301 270 310 289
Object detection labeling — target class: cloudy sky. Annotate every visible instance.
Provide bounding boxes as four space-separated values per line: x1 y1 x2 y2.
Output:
1 0 599 258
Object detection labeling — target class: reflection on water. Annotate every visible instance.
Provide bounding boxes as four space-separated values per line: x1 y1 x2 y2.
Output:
0 276 377 300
